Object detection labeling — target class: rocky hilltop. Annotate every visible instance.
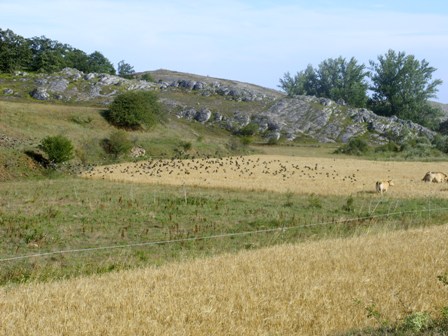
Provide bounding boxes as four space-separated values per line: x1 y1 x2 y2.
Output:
1 68 436 144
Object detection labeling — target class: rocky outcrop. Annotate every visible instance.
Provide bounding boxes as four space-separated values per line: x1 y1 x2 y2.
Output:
256 96 435 143
17 68 279 104
176 107 212 123
158 78 277 102
21 68 157 103
2 68 437 144
177 95 435 144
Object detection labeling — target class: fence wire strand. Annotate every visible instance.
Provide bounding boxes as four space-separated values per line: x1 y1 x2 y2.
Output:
1 206 447 263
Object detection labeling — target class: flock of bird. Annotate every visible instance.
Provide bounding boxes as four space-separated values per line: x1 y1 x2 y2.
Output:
84 155 360 184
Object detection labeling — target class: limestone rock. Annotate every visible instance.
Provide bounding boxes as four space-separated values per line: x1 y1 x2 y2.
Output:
194 108 212 123
30 88 50 100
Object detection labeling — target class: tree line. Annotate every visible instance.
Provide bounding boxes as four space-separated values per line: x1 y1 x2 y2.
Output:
279 50 443 129
0 28 134 77
0 28 443 129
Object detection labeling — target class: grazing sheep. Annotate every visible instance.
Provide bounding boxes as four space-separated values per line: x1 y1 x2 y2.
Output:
422 171 447 183
376 180 394 194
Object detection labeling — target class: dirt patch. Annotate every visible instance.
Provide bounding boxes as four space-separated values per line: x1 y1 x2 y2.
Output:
81 155 448 198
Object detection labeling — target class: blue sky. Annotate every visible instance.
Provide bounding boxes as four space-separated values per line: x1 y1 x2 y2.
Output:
1 0 448 102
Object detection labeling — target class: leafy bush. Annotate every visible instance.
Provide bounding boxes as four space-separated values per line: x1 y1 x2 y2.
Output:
239 136 253 145
39 135 74 164
140 73 154 82
238 123 259 137
374 141 401 153
400 136 439 158
335 137 370 155
432 134 448 153
226 137 253 152
102 130 132 158
106 91 162 129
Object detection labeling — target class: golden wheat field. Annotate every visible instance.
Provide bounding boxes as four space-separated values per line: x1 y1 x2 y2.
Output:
1 224 447 336
82 155 448 198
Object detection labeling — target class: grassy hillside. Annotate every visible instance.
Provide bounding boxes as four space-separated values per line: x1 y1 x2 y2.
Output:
0 99 257 181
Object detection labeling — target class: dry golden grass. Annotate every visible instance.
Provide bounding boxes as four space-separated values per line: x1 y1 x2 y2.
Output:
82 154 448 198
1 224 447 335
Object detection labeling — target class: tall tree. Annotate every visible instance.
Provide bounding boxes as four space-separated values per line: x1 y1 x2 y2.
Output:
369 49 443 128
65 48 90 72
0 28 31 72
316 57 369 106
29 36 67 72
279 57 368 107
279 65 319 97
87 51 115 74
117 60 135 78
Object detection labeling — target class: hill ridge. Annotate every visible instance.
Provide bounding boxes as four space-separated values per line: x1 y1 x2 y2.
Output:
0 67 438 144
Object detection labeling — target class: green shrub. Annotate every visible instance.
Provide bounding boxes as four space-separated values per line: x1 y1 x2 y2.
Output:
401 136 438 158
402 312 432 332
238 123 258 137
374 141 401 153
240 136 253 145
102 130 132 158
432 134 448 153
106 91 162 129
39 135 74 164
267 137 279 145
140 73 154 82
335 137 370 155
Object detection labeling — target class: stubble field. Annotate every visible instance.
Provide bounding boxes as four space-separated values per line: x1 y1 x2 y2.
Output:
1 224 447 335
82 154 448 198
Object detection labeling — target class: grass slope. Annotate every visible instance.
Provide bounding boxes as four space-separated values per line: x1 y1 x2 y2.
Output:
0 100 252 180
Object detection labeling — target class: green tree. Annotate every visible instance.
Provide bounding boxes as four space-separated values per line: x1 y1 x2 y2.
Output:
368 49 443 128
117 60 135 78
0 28 32 73
279 65 318 97
86 51 115 74
279 57 368 107
28 36 69 72
39 135 74 164
238 122 259 136
65 48 90 72
106 91 162 129
0 28 121 75
317 57 369 106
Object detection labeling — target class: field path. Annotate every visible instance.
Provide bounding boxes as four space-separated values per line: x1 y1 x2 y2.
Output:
81 155 448 198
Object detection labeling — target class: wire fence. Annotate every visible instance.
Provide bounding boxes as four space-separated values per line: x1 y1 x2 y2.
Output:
1 206 447 263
